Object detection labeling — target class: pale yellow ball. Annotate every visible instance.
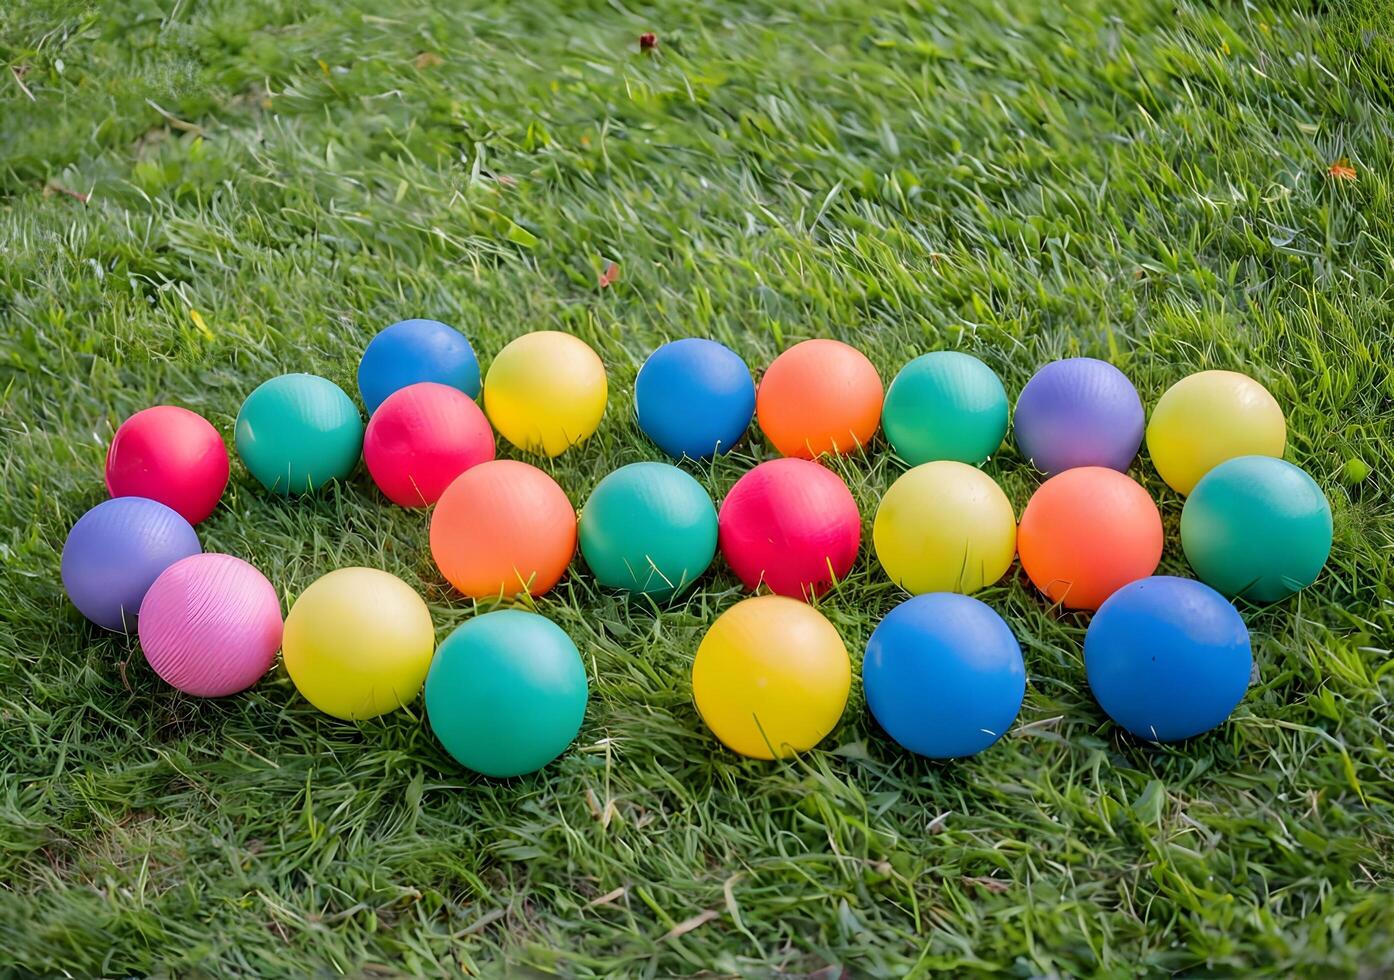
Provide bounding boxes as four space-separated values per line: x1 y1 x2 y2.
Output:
484 331 608 457
1146 370 1286 495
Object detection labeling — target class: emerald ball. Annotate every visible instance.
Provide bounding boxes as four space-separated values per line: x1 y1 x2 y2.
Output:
882 352 1009 466
235 374 363 495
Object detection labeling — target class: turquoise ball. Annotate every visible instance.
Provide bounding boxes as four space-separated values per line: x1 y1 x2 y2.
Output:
235 374 363 495
882 352 1009 465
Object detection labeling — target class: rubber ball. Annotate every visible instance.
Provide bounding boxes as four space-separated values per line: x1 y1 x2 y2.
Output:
105 405 229 524
235 374 363 495
882 352 1009 465
756 339 883 458
1014 357 1144 475
358 318 481 415
1147 370 1286 496
363 382 495 507
635 338 755 460
484 331 607 457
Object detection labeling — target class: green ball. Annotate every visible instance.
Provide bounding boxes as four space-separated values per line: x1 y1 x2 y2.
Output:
882 352 1009 465
1181 456 1333 603
235 374 363 495
425 610 588 777
579 462 718 599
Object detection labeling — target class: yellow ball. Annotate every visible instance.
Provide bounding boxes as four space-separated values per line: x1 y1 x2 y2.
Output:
484 331 608 457
873 461 1017 595
282 567 435 720
691 596 850 760
1146 370 1286 495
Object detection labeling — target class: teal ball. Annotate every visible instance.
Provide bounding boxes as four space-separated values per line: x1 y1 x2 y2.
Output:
882 352 1009 465
235 374 363 495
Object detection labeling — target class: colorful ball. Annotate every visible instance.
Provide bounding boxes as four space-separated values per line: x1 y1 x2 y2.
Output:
282 567 434 720
483 331 607 457
363 382 495 507
872 461 1016 595
430 460 577 600
425 610 588 777
756 339 883 458
357 318 480 415
1013 357 1144 475
718 458 860 600
579 462 718 600
235 374 363 495
864 593 1026 758
1017 466 1162 611
1180 456 1332 602
105 405 229 524
635 338 755 460
1085 576 1252 741
1146 370 1286 496
882 352 1009 466
138 554 282 697
61 497 201 632
691 595 850 759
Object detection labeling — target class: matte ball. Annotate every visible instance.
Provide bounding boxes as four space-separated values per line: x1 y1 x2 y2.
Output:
1085 576 1252 741
61 497 202 632
1014 358 1144 475
363 382 495 507
691 595 850 759
757 339 883 458
579 462 717 599
282 567 434 720
235 374 363 495
425 610 588 777
882 352 1009 465
105 405 229 524
1181 456 1332 602
358 318 481 415
1147 371 1286 496
1017 467 1162 611
718 458 860 600
864 593 1026 758
430 460 577 600
873 461 1016 595
484 331 607 457
138 554 282 697
635 338 755 460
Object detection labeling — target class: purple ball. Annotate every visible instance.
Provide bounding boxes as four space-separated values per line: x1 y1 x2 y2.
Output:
61 497 202 632
1013 358 1144 475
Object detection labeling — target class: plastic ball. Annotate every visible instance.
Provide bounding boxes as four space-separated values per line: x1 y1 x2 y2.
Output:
864 593 1026 758
363 382 495 507
1085 576 1252 741
691 595 850 759
357 318 481 415
1180 456 1332 603
756 339 883 458
1017 467 1162 611
105 405 229 524
235 374 363 495
579 462 718 599
138 554 282 697
1146 370 1286 496
425 610 588 777
1013 357 1144 475
483 331 607 457
882 352 1009 465
61 497 202 632
872 461 1016 595
718 458 860 600
282 567 434 720
430 460 577 600
635 338 755 460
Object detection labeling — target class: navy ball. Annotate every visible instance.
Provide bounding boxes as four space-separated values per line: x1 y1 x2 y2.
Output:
358 318 480 414
1013 357 1144 475
635 339 755 460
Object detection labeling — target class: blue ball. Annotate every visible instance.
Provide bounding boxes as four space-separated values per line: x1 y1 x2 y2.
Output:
1085 576 1251 742
863 593 1026 758
358 319 480 414
635 339 755 460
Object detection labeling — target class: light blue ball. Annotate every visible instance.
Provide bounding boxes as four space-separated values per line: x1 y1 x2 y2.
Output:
635 339 755 460
358 319 480 414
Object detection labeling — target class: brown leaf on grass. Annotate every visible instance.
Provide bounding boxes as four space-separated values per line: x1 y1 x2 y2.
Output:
962 875 1011 894
43 180 90 204
587 886 626 908
639 32 658 52
661 908 719 940
1328 158 1357 182
598 261 621 288
414 51 443 69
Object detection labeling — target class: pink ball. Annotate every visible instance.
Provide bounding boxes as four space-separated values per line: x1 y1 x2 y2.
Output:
363 382 496 507
138 554 283 697
106 406 230 524
718 458 861 600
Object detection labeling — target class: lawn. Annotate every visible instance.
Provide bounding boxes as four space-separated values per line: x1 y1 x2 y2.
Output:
2 0 1393 974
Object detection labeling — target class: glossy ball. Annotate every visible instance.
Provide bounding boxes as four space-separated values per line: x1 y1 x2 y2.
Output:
235 374 363 495
864 593 1026 758
363 382 495 507
425 610 588 777
1181 456 1332 602
1085 576 1252 741
635 338 755 460
105 406 229 524
756 339 883 458
1014 358 1144 475
692 595 850 759
882 352 1009 465
484 331 607 457
357 318 480 415
1147 371 1286 496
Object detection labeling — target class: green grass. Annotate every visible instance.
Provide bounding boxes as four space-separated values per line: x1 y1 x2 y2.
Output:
2 0 1392 974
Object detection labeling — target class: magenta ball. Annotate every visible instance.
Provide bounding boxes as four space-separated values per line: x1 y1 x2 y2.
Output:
363 382 496 507
106 406 230 524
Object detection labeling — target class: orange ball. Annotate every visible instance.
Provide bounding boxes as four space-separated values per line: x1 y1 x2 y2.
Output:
430 460 576 599
1017 467 1163 611
757 339 883 458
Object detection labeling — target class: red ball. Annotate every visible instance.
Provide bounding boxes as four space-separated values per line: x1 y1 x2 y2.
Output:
718 458 861 600
364 382 495 507
105 406 229 524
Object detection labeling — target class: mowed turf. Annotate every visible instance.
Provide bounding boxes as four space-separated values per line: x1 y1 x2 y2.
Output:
2 0 1392 974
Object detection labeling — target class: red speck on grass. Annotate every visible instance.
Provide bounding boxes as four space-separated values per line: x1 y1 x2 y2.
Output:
639 32 657 52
